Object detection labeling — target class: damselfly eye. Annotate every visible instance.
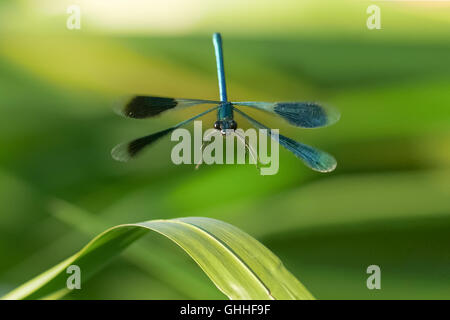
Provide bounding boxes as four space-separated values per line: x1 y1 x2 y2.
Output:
214 121 221 130
230 120 237 130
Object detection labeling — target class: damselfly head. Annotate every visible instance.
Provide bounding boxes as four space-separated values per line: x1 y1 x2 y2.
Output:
214 120 237 135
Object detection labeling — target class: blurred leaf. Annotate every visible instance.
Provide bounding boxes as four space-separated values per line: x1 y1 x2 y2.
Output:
2 217 313 300
206 170 450 237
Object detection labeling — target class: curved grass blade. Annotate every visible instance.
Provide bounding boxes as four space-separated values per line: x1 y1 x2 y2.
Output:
112 105 218 162
235 108 337 172
2 217 314 300
115 95 221 119
233 101 340 128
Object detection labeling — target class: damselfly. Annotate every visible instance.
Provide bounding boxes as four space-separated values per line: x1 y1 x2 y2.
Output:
112 33 340 172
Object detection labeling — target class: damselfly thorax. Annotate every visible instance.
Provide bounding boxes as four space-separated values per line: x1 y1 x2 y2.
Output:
214 102 237 135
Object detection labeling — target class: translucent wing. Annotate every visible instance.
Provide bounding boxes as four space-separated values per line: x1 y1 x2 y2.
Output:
112 106 219 162
114 95 221 119
234 108 337 172
232 101 340 128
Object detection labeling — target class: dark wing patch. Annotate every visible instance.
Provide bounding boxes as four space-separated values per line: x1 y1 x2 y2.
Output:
124 96 178 119
274 102 328 128
277 134 337 172
232 101 340 128
111 128 175 162
128 128 175 157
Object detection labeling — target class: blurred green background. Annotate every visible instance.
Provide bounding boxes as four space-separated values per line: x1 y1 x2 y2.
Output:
0 0 449 299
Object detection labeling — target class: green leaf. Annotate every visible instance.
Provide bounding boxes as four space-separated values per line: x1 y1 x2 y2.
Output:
1 217 314 300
